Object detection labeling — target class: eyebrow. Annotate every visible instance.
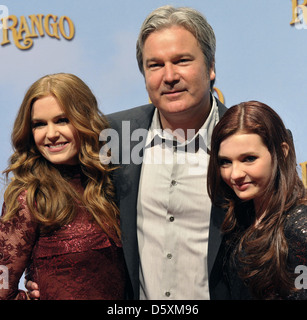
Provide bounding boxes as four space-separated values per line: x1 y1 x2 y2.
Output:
218 151 259 158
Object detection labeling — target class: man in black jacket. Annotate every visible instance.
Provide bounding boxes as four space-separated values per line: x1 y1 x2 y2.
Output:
106 5 228 300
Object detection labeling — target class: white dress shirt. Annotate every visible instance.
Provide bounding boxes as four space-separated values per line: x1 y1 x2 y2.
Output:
137 97 219 300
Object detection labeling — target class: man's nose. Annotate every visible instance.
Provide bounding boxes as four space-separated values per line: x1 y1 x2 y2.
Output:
163 63 180 84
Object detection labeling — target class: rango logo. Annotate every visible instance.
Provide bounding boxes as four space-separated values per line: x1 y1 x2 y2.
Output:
0 10 75 50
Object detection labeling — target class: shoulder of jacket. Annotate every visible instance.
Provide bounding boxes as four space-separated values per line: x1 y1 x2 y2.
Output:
107 103 154 121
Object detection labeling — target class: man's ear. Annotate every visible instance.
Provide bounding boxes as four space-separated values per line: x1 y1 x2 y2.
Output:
209 62 216 82
281 142 289 158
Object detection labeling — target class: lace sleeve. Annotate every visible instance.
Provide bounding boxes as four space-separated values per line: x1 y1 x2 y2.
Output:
0 192 38 300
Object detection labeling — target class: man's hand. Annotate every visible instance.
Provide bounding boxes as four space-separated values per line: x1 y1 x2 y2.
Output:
25 280 40 300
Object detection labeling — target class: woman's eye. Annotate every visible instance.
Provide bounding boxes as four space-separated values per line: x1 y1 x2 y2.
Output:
218 158 231 166
32 122 45 128
57 117 69 124
244 156 257 163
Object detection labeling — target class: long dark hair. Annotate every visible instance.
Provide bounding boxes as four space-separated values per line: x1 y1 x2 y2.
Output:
207 101 306 299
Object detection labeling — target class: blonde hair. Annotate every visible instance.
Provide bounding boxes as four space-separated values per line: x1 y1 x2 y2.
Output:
3 73 120 238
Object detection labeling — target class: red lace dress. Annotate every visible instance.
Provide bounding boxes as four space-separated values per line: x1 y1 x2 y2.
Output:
0 170 125 300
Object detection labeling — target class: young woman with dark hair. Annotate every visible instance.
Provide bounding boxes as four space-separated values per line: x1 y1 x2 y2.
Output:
208 101 307 299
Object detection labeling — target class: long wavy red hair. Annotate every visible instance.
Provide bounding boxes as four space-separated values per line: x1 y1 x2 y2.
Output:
3 73 120 238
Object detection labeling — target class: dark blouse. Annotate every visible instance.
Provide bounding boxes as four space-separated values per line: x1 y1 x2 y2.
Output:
0 169 125 300
223 204 307 300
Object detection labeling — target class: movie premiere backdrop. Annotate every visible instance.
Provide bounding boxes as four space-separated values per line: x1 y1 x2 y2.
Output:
1 0 307 203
